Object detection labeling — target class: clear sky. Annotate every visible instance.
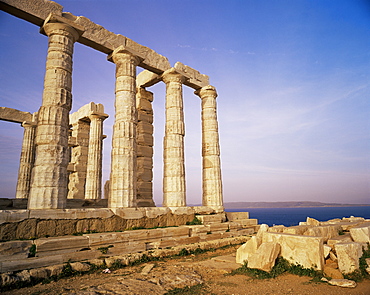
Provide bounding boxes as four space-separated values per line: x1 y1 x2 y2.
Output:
0 0 369 205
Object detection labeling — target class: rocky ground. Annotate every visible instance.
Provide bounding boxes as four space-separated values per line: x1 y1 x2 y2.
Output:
2 245 370 295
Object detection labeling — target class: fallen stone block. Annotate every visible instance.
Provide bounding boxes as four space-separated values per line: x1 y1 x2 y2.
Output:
327 233 353 249
141 263 155 275
267 225 285 233
335 242 363 274
45 264 64 276
350 224 370 243
323 245 331 258
303 225 341 242
366 258 370 275
236 236 258 264
247 242 280 272
282 225 310 235
328 279 356 288
306 217 320 226
262 232 324 270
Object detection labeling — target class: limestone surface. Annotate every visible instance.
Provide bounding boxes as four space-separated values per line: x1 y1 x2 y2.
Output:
262 232 324 270
335 242 363 274
247 242 280 272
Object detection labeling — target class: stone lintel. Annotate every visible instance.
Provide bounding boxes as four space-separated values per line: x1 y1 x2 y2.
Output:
136 70 161 88
0 107 32 124
0 0 63 27
70 102 107 125
40 13 84 37
174 62 209 90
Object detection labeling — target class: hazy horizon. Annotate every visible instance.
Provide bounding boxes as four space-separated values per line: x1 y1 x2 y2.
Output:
0 0 369 205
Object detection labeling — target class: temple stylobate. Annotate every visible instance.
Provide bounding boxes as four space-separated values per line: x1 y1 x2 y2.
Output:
0 0 224 212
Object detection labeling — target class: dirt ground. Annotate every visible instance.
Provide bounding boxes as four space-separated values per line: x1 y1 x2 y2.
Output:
2 245 370 295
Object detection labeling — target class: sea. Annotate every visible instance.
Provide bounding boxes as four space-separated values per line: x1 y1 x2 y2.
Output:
225 206 370 227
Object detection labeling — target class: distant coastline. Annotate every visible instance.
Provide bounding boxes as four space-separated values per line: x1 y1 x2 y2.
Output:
223 201 370 209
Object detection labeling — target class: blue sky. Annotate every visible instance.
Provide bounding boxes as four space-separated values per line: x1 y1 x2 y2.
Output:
0 0 369 205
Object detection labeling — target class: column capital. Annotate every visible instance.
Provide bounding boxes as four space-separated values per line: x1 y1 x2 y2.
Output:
161 68 187 84
40 13 84 42
195 85 218 99
107 45 142 65
21 121 37 128
89 113 109 121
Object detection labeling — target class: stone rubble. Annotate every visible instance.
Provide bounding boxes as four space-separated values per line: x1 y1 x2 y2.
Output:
236 216 370 288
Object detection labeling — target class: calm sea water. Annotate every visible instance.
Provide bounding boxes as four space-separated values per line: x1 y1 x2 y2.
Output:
225 206 370 227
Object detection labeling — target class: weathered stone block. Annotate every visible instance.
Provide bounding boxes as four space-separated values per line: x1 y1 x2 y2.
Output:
186 225 210 237
323 266 343 279
327 233 353 249
335 242 363 274
281 225 310 235
247 242 281 272
306 217 320 226
0 210 29 224
141 207 170 219
70 262 91 272
236 236 258 264
226 212 250 221
350 224 370 244
162 226 190 238
29 268 49 280
303 225 341 242
197 214 225 224
209 223 229 232
262 232 324 270
34 235 89 253
112 208 144 219
84 232 129 247
0 240 32 262
1 255 64 273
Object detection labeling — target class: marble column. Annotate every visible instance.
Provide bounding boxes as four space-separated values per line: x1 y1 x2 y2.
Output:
15 122 36 199
108 47 141 208
28 19 83 209
195 85 223 208
162 69 186 207
85 113 107 199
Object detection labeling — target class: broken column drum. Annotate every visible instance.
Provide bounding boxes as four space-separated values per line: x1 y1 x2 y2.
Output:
28 19 83 209
162 69 187 207
108 47 141 208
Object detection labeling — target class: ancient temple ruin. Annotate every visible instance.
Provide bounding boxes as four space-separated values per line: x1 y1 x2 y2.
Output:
0 0 224 212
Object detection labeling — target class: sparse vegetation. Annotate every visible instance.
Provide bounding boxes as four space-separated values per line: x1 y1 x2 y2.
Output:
97 245 113 254
164 283 210 295
229 257 323 281
186 217 202 225
28 244 36 258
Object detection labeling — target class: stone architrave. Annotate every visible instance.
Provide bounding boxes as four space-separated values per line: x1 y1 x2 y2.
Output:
161 68 187 207
195 86 223 209
136 87 155 207
15 121 37 199
108 46 141 208
28 15 84 209
85 113 108 199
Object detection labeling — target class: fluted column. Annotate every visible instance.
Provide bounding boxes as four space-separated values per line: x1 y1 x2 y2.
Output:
15 122 36 199
196 85 223 208
162 69 186 207
28 19 83 209
85 113 107 199
108 47 141 208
